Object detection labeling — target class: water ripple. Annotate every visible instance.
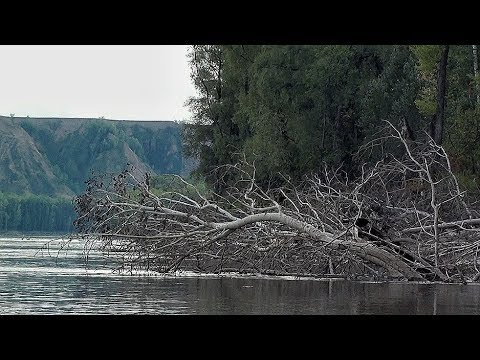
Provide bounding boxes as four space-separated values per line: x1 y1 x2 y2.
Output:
3 237 480 314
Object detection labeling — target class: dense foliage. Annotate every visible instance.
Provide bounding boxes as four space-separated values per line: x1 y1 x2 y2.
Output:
185 45 480 190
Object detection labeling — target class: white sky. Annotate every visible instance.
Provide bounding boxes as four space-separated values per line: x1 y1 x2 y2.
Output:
0 45 196 121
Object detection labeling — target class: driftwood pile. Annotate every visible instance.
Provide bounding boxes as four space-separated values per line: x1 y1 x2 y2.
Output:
74 123 480 283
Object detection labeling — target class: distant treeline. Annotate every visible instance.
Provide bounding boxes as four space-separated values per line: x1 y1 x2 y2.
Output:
0 193 75 232
0 174 207 233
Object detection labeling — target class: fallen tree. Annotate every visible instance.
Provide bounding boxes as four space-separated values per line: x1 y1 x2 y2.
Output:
73 122 480 283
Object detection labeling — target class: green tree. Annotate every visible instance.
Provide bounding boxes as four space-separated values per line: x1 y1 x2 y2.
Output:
411 45 450 145
184 45 248 189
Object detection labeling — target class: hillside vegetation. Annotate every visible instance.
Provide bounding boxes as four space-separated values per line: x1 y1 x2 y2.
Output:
0 116 191 232
0 116 187 196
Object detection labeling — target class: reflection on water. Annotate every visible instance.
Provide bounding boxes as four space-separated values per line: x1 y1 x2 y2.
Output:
1 237 480 314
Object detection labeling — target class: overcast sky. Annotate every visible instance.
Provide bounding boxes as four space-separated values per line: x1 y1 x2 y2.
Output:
0 45 196 121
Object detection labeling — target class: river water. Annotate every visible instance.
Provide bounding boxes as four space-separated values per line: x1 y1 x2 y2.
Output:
1 236 480 314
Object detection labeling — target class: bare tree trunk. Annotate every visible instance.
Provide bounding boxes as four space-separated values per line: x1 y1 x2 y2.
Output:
321 114 327 151
431 45 449 145
473 45 479 105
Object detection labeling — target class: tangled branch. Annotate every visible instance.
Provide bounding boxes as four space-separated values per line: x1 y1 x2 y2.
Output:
74 123 480 283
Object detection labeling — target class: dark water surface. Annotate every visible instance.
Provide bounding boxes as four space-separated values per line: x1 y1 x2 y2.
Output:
1 237 480 314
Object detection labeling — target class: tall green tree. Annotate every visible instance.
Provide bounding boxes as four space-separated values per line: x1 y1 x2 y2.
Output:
412 45 450 145
184 45 243 187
